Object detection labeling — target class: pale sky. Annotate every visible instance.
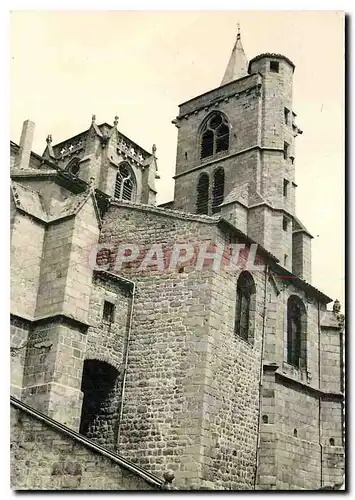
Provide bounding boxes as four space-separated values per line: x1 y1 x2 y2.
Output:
10 10 345 305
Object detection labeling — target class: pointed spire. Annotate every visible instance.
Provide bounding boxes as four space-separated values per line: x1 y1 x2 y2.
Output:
88 113 103 138
221 24 248 86
108 115 119 139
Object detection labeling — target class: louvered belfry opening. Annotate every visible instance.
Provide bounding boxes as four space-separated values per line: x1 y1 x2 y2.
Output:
212 167 225 214
200 112 230 159
196 172 210 214
114 163 135 201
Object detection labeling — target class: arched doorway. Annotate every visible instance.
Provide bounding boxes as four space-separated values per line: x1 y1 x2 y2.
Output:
79 359 120 449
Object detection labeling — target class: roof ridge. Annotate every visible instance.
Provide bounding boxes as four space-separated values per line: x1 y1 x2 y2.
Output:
110 199 220 224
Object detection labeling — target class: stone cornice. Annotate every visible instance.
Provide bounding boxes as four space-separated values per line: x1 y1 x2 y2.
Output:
109 199 219 225
10 168 88 195
13 206 47 225
218 218 278 263
276 371 343 401
178 72 260 108
269 264 332 303
93 270 134 291
10 312 90 333
263 364 343 401
175 82 262 122
173 145 284 179
292 229 313 238
248 202 295 221
248 53 295 72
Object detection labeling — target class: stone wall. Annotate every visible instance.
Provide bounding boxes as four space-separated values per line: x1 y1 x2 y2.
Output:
77 275 131 450
62 196 100 324
292 232 312 283
173 55 298 266
198 262 265 490
274 434 321 489
86 276 130 369
257 371 322 490
11 212 45 318
34 217 75 318
249 56 294 149
174 150 259 215
257 365 344 490
98 203 265 489
263 277 321 386
11 403 160 491
10 316 30 398
173 74 261 215
21 318 87 431
10 191 16 235
320 327 342 394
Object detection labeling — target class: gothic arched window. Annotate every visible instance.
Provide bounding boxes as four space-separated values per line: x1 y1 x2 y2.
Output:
212 167 225 213
114 163 135 201
200 113 230 159
196 172 210 214
286 295 307 368
235 271 256 343
66 157 81 176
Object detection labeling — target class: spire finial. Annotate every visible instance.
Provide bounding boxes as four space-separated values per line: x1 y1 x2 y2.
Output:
92 114 96 124
113 115 119 128
221 23 248 85
152 144 157 156
46 134 52 145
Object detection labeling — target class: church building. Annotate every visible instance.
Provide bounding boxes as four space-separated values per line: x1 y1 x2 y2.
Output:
10 30 345 490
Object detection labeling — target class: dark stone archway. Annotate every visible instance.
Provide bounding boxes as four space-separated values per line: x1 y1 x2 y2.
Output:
79 359 120 450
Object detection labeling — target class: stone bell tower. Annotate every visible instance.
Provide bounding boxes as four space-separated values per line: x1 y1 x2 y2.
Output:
171 29 311 280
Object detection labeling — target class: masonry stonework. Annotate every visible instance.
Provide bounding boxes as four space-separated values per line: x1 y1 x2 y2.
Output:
11 403 161 490
10 32 344 491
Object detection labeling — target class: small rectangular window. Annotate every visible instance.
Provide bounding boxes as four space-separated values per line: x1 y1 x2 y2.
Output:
284 107 290 125
283 179 289 197
103 300 115 323
283 216 288 232
284 254 288 266
270 61 279 73
283 142 289 160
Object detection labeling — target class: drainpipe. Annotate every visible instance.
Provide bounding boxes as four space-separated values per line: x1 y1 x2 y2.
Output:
317 301 323 488
253 263 269 489
116 276 136 447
